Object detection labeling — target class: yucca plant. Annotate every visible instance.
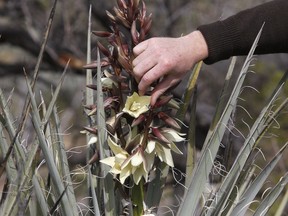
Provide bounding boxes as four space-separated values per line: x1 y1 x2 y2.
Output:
84 1 288 216
1 0 287 216
0 1 78 215
84 0 184 215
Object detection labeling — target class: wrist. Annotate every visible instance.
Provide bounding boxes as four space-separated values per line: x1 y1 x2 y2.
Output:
185 30 209 63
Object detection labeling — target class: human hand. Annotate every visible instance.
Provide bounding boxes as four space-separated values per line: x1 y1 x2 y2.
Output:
132 30 208 106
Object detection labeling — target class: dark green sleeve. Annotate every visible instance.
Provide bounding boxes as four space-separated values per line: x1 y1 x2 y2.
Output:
197 0 288 64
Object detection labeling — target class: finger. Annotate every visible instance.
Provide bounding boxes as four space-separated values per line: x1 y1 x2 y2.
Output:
133 40 148 56
133 55 157 82
132 52 146 68
132 44 151 67
150 75 180 106
138 64 166 96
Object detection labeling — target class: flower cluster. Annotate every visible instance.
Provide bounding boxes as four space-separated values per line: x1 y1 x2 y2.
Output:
85 0 151 75
84 0 186 186
98 93 185 185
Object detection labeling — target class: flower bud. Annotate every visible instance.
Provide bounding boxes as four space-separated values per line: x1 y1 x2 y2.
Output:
131 114 146 127
153 95 173 108
158 112 181 130
97 41 111 58
106 10 116 23
83 126 97 135
83 58 111 69
92 31 112 37
86 84 97 90
88 152 99 165
117 0 127 10
152 127 170 143
143 15 152 34
131 20 139 45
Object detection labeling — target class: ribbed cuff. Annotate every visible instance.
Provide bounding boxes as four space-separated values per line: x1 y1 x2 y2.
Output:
197 18 241 64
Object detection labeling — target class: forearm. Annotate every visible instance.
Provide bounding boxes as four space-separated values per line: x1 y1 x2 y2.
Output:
197 0 288 64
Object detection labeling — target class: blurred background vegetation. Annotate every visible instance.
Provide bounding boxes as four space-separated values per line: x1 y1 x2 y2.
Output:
0 0 287 214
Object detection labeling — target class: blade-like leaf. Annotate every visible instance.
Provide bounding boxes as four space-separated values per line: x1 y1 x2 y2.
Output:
0 89 35 215
177 26 263 216
205 70 288 216
52 106 78 214
0 89 25 160
86 4 94 108
85 6 99 214
185 86 197 187
32 175 50 216
231 143 288 216
253 172 288 216
210 56 236 130
145 162 169 212
275 187 288 216
31 0 57 87
0 123 17 183
43 61 69 126
132 180 144 216
88 167 101 216
176 61 202 121
26 76 75 216
96 47 116 215
49 186 68 215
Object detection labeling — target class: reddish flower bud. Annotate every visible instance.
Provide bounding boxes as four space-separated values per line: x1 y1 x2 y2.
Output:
86 84 97 90
127 7 133 22
117 0 127 10
114 7 130 28
143 15 152 34
83 126 97 135
92 31 112 37
88 152 99 165
104 97 119 108
83 58 111 69
153 95 173 108
131 20 139 45
141 1 147 19
139 29 146 42
132 0 140 12
131 114 146 127
106 10 116 23
97 41 111 58
122 44 129 56
158 112 181 130
152 127 170 143
117 47 132 72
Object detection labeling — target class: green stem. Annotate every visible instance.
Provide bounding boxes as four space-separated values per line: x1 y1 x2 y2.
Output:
131 179 144 216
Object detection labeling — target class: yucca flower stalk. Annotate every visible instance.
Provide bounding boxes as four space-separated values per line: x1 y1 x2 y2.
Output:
0 1 287 216
83 2 288 216
84 0 184 215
